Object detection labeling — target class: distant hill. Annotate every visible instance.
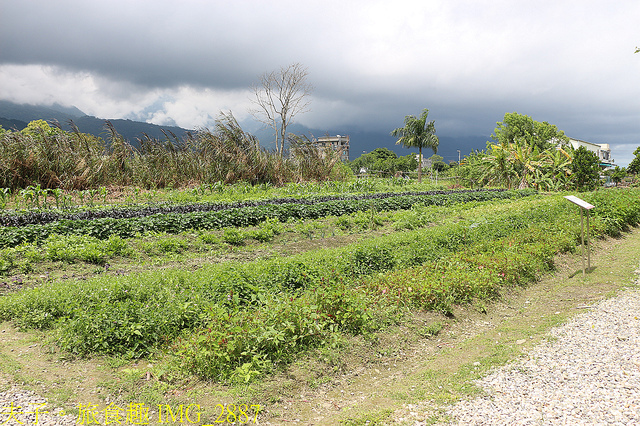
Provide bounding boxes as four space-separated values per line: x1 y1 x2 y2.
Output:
62 116 193 144
0 100 84 124
0 100 489 161
0 117 28 131
0 100 193 145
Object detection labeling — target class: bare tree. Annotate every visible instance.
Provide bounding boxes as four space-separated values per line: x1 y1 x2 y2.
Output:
250 63 313 156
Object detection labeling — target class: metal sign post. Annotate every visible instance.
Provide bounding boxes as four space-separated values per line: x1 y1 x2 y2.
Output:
564 195 595 276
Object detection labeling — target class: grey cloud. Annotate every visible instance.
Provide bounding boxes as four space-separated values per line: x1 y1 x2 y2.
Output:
0 0 305 89
1 0 639 165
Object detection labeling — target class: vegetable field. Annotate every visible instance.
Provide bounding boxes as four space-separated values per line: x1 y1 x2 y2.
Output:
1 181 639 387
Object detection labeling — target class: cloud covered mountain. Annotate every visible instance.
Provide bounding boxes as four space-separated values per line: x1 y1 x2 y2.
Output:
0 100 192 144
0 100 488 162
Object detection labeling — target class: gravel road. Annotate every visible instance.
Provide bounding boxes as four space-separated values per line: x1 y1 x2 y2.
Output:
0 385 76 426
397 268 640 425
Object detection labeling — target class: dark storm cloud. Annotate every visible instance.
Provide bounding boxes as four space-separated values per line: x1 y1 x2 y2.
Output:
0 0 308 89
1 0 639 165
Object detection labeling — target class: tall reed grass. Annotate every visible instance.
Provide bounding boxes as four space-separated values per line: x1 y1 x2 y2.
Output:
0 114 348 190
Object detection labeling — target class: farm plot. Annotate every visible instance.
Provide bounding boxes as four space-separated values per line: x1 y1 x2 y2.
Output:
0 188 533 248
0 188 533 281
0 187 639 422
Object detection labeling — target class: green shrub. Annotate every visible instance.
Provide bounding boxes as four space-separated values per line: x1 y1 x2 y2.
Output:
154 237 188 254
363 227 573 315
198 232 221 245
174 274 375 381
222 228 246 245
352 209 384 230
0 249 14 274
267 259 321 291
349 244 395 276
58 295 204 358
335 215 353 231
259 217 284 235
391 203 437 230
205 267 267 309
249 227 275 242
583 189 640 236
44 234 130 265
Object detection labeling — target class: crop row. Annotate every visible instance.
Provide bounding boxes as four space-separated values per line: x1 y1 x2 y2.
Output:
0 188 518 227
0 190 639 381
0 189 535 248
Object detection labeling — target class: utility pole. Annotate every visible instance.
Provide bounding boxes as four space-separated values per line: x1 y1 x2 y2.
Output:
457 150 461 186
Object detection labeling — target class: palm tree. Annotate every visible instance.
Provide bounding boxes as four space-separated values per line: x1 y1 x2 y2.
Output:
391 109 439 183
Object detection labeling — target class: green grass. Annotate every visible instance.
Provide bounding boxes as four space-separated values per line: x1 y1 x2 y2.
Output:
340 408 394 425
0 189 638 385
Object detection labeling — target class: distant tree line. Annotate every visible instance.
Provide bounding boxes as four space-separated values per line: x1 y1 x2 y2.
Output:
348 148 418 176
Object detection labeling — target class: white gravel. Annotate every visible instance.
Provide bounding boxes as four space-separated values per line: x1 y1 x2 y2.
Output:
0 386 76 426
445 288 640 425
397 268 640 425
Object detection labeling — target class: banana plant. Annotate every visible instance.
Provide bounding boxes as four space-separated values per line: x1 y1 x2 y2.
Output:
32 184 43 208
86 188 98 206
76 189 86 206
41 188 51 209
484 143 514 188
99 186 108 204
483 138 573 191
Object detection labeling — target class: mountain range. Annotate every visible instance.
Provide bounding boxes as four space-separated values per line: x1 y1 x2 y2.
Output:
0 100 489 162
0 100 191 143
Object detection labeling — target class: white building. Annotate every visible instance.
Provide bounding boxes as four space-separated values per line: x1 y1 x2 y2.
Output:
568 137 615 169
414 154 432 169
314 135 350 162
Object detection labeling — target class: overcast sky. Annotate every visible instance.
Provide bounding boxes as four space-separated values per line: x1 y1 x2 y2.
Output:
1 0 639 165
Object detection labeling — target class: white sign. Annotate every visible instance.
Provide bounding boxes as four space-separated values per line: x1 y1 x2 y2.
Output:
564 195 595 210
564 195 594 276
